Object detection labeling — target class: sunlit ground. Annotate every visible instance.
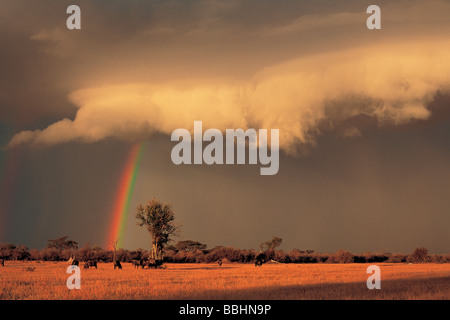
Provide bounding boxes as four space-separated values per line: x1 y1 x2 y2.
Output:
0 262 449 300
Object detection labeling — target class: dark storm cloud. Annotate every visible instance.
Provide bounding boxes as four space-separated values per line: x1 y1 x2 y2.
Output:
2 0 450 131
4 0 450 152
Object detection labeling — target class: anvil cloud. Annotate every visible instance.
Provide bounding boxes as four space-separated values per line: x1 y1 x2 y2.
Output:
8 40 450 153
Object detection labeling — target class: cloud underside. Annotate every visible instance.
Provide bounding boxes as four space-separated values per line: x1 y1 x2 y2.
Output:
9 40 450 152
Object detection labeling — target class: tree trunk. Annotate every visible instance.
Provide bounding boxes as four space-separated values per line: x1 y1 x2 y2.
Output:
152 243 163 260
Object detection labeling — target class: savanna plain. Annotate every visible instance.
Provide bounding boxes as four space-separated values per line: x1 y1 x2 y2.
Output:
0 261 449 300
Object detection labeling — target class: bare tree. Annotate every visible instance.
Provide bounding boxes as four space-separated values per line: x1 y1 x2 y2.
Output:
110 239 122 269
111 239 118 261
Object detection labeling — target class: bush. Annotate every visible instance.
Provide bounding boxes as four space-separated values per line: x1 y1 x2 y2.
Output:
287 250 324 263
39 248 61 261
430 254 449 263
327 249 354 264
409 247 430 263
362 252 389 263
387 253 408 263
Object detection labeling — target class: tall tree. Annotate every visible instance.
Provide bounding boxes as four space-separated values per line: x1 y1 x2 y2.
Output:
136 198 180 261
260 236 283 252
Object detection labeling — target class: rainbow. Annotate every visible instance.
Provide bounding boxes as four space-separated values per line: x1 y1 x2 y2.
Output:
0 125 20 240
107 142 145 249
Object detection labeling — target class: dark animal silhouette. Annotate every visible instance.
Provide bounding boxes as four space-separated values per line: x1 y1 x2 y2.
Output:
132 259 144 269
256 252 266 262
152 260 163 269
255 252 266 267
84 260 98 269
217 259 222 267
143 259 163 269
114 260 122 269
0 259 4 267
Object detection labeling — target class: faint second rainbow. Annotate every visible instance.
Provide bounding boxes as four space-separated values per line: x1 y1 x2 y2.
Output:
107 142 145 249
0 148 20 240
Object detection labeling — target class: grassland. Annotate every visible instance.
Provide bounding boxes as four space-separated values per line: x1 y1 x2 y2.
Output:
0 261 449 300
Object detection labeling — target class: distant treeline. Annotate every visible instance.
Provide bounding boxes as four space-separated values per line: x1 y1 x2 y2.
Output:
0 240 448 264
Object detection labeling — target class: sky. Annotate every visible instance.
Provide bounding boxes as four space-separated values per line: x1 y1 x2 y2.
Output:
0 0 449 253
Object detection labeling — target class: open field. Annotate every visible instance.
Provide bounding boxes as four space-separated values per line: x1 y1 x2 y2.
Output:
0 261 449 300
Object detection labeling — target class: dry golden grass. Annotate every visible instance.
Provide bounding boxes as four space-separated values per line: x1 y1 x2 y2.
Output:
0 261 449 300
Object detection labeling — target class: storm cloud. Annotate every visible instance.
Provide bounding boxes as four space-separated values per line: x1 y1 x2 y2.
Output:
4 0 450 151
8 39 450 153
